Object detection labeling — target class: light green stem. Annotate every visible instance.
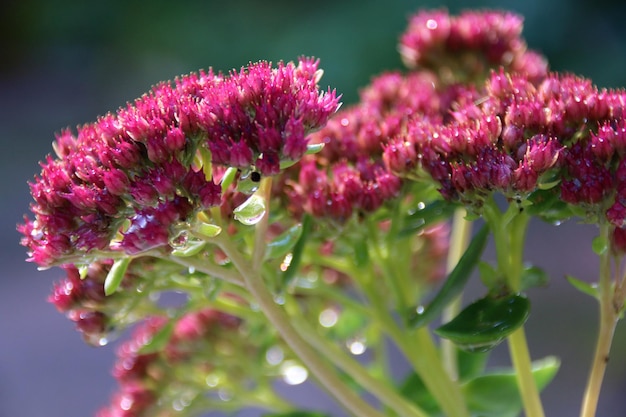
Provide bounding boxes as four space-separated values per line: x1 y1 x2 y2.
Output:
441 208 472 380
288 307 429 417
357 266 469 417
217 239 386 417
580 223 619 417
507 327 545 417
484 198 545 417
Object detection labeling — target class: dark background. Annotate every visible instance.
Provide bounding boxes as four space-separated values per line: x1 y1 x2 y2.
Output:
2 0 626 416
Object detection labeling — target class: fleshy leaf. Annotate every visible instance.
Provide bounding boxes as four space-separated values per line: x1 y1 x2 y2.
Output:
104 257 131 296
399 200 457 238
435 294 530 352
220 166 238 193
282 214 312 286
171 239 206 257
566 275 598 298
265 224 303 260
409 225 489 328
233 194 266 225
520 265 549 291
478 261 499 289
592 234 608 255
463 356 560 417
195 222 222 238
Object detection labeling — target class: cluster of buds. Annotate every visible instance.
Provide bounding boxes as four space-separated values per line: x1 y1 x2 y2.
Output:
399 9 547 84
19 58 340 268
95 307 264 417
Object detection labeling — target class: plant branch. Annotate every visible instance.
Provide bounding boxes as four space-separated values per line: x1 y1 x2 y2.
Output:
441 207 472 380
217 237 386 417
580 223 620 417
287 301 429 417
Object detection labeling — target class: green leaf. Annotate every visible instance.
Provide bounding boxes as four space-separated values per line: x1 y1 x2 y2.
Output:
463 356 560 417
138 319 175 354
409 225 489 328
104 257 131 296
305 143 325 155
566 275 598 298
478 261 499 289
233 194 266 225
171 240 207 257
525 188 574 224
592 234 608 255
282 214 312 286
520 265 549 291
435 294 530 352
195 222 222 239
399 200 457 238
220 166 238 192
265 224 303 260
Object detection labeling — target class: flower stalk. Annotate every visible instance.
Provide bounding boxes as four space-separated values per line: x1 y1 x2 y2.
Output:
580 223 621 417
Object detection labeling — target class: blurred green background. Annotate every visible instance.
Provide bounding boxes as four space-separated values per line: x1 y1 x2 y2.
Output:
2 0 626 416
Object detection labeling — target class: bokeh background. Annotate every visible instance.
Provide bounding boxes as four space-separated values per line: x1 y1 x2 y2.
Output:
2 0 626 416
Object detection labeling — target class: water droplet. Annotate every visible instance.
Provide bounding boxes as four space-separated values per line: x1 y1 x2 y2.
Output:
416 305 425 315
218 389 233 401
347 337 367 355
280 253 293 271
281 361 308 385
205 374 220 387
426 18 438 29
319 308 339 328
417 201 426 210
266 345 284 365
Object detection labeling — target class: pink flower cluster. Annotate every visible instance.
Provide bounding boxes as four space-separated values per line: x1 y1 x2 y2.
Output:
281 72 438 222
48 259 158 345
19 58 340 267
96 308 242 417
282 10 546 223
399 9 547 83
385 70 626 220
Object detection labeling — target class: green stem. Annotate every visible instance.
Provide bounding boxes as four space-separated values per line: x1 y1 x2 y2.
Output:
218 237 386 417
252 177 272 270
287 302 429 417
484 198 545 417
357 265 469 417
441 208 472 380
580 223 619 417
507 327 545 417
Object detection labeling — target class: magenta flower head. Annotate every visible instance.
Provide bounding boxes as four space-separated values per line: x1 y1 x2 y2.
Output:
399 9 547 84
19 58 340 268
281 71 441 223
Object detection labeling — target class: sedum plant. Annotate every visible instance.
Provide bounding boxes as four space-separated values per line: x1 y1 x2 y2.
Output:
19 8 626 417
